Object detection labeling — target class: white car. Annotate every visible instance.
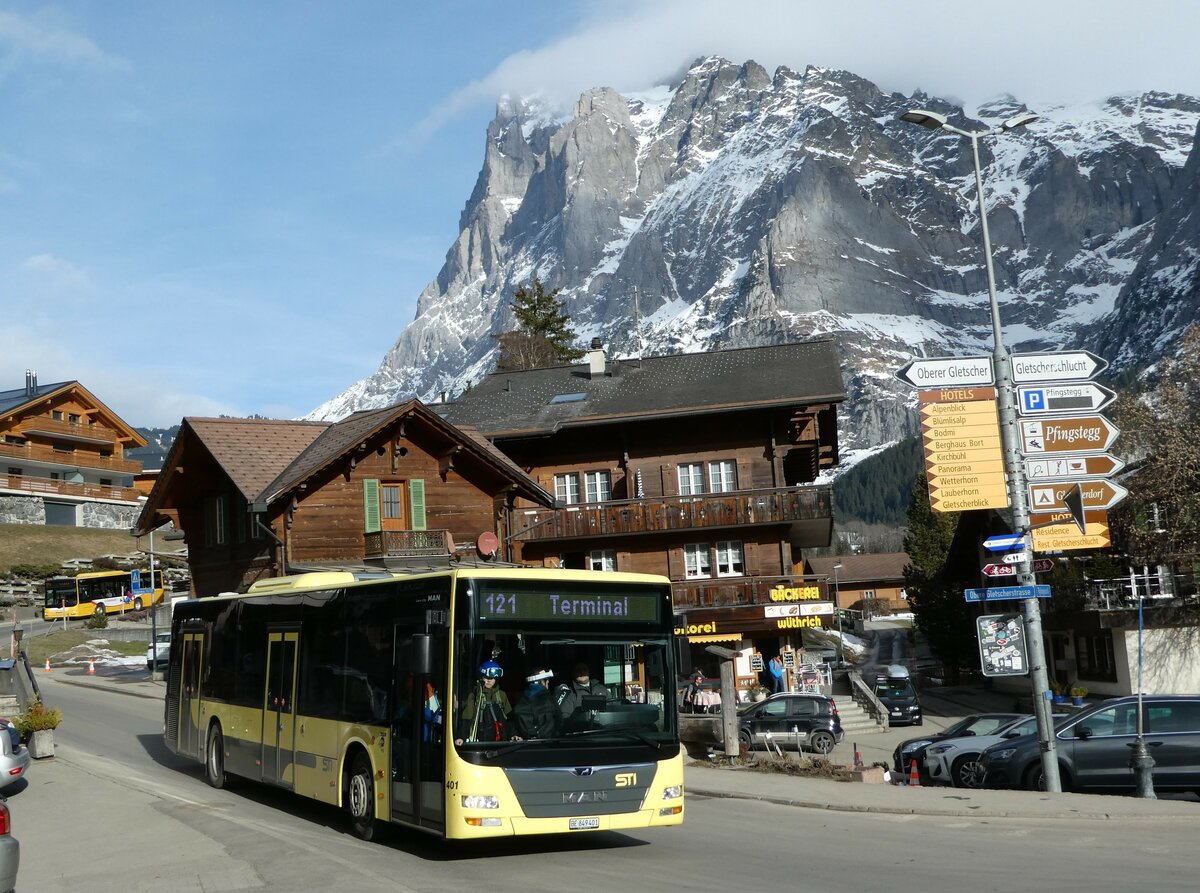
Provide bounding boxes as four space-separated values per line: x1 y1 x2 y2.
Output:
145 632 172 670
925 714 1046 787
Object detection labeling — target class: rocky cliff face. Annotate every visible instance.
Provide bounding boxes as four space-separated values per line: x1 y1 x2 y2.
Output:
309 58 1200 452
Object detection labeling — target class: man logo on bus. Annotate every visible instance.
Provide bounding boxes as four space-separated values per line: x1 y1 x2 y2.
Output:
615 772 636 787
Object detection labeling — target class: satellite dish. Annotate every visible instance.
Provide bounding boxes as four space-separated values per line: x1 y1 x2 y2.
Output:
476 531 499 558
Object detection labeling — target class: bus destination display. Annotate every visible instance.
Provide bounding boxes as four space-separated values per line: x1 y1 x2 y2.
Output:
477 587 661 623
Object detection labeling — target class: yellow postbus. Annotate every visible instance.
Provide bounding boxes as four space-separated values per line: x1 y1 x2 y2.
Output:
43 569 165 620
164 567 684 840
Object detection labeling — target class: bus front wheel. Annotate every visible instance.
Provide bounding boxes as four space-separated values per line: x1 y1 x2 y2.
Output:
206 724 227 789
347 752 378 841
133 597 143 611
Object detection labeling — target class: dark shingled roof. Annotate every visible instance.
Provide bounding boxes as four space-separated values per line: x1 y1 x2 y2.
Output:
259 400 550 506
185 417 329 502
441 340 844 436
809 553 910 584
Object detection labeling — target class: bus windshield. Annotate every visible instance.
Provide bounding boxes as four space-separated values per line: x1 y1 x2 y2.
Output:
453 579 677 751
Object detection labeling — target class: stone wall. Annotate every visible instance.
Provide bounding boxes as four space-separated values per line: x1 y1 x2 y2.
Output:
0 496 45 525
80 502 140 530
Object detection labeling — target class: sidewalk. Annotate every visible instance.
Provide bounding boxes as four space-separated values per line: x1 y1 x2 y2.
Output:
49 666 1199 822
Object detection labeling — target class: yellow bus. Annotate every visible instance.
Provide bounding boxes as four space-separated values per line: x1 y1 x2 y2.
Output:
43 569 165 620
164 567 684 841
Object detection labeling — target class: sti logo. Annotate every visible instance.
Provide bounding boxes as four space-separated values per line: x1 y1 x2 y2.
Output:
615 772 637 788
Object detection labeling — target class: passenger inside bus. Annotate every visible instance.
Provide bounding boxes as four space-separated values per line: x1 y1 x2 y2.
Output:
454 660 513 745
512 668 560 740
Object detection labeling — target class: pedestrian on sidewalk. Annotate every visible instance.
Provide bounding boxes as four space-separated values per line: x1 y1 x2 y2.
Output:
769 655 786 693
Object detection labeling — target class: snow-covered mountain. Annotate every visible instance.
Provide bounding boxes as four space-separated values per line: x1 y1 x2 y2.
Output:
309 58 1200 451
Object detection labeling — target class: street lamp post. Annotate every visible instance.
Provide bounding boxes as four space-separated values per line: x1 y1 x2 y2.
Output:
833 562 844 667
1129 567 1157 797
900 108 1061 793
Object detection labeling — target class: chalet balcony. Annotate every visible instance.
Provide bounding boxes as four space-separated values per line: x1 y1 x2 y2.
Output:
672 574 829 609
509 485 832 546
19 417 122 445
0 440 141 475
364 528 454 560
0 472 142 503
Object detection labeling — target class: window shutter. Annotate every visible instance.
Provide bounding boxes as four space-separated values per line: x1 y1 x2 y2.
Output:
736 458 752 490
666 547 683 581
661 463 678 496
363 479 381 533
410 478 426 530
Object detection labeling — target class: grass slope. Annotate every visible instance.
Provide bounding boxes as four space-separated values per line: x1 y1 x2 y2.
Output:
0 524 145 575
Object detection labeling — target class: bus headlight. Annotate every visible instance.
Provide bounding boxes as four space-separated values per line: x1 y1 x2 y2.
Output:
661 785 683 800
462 795 500 809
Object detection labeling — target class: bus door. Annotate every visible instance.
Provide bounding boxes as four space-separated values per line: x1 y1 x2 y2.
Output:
262 628 299 788
389 626 445 831
178 632 205 759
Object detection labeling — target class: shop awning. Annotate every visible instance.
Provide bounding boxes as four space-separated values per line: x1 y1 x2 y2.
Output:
687 633 742 643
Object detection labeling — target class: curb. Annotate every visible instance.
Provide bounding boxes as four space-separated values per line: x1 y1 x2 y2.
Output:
686 784 1184 822
48 675 164 701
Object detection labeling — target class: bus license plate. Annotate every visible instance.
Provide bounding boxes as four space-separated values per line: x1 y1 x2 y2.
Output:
569 818 600 830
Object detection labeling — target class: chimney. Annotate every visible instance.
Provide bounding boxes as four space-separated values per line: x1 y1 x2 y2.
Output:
586 338 606 378
25 370 37 397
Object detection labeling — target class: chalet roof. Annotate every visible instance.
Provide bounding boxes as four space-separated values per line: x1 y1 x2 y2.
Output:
0 378 147 446
259 400 552 506
440 340 844 437
0 380 74 416
185 417 330 502
808 553 910 584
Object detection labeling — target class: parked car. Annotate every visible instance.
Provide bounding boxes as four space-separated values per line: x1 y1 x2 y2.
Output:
925 714 1047 787
737 693 843 754
892 712 1023 778
0 720 29 791
0 796 17 893
873 665 923 727
146 631 172 670
981 695 1200 792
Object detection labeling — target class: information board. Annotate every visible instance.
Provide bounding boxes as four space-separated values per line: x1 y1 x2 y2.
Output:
976 613 1029 677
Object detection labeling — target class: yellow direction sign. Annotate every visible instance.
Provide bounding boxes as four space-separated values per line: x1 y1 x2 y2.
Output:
1031 509 1111 551
919 387 1008 513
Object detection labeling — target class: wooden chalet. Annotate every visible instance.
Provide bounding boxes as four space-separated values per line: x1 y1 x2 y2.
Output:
135 401 553 596
0 370 147 528
441 339 846 666
808 553 910 618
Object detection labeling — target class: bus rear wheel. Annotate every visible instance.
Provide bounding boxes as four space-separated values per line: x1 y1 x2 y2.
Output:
347 752 378 841
206 724 226 789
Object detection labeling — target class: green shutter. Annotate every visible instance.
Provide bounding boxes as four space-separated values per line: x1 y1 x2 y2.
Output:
363 479 381 533
410 478 426 531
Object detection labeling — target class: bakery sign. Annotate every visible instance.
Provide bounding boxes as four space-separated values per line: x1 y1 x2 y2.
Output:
766 601 833 629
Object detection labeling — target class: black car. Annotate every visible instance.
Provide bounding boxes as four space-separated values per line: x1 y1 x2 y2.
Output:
873 667 923 727
737 693 843 755
981 694 1200 792
892 712 1024 777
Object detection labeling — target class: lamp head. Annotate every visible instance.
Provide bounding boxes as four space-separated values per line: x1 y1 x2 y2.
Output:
899 109 948 130
999 111 1039 132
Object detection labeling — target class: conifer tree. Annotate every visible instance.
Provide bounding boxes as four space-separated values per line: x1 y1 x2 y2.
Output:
495 277 584 372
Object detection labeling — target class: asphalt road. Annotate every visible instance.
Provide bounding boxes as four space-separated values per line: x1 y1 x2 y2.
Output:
9 676 1199 892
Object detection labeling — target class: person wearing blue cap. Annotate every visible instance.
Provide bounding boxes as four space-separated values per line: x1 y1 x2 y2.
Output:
455 660 514 745
512 667 561 740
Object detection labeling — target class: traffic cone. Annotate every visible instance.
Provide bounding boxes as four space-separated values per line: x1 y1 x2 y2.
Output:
854 745 864 770
88 658 96 675
44 658 51 673
908 759 921 787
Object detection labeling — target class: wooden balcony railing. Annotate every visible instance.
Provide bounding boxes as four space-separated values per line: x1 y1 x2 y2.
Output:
509 485 832 542
19 416 122 444
364 529 453 559
672 574 828 610
0 473 142 503
0 440 140 475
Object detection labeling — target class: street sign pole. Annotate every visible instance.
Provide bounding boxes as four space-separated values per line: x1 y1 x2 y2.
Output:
970 131 1061 793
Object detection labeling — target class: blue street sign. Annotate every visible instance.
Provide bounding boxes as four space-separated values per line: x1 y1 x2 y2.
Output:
1021 389 1046 413
965 585 1052 602
983 534 1026 552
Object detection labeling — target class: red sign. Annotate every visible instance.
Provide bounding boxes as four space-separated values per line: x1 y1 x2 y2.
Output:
983 559 1053 577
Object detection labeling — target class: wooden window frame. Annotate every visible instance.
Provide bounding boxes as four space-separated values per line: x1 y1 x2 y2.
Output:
715 540 744 577
584 470 611 504
554 472 580 505
708 459 736 493
678 463 704 497
684 543 712 579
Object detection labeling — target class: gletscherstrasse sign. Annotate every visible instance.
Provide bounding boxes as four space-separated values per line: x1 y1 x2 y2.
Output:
1009 351 1108 384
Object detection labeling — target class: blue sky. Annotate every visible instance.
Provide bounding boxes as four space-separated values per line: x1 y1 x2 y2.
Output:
2 2 1197 427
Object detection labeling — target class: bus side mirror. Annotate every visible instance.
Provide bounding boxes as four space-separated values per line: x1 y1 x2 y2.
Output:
410 633 433 675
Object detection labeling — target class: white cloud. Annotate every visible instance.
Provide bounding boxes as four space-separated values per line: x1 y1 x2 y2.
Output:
418 0 1200 135
0 324 239 428
0 9 129 72
19 253 92 291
